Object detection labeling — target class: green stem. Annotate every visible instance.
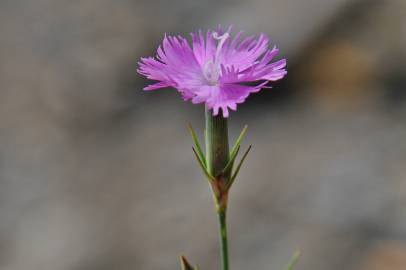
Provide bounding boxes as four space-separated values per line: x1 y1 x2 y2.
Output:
218 210 229 270
205 107 230 177
205 106 230 270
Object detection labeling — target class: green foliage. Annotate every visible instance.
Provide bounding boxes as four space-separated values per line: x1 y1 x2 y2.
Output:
188 123 251 191
192 147 215 182
230 125 248 160
187 122 300 270
188 123 206 165
227 145 252 190
221 145 240 177
179 251 300 270
284 251 301 270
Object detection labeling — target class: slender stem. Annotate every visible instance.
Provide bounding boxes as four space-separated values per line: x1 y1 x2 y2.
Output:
218 210 229 270
205 106 230 270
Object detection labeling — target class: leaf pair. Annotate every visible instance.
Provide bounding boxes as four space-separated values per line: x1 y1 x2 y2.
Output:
188 124 215 182
180 252 300 270
188 123 251 190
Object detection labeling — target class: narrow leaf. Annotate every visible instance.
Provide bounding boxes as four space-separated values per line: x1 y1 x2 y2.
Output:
221 145 240 176
188 123 206 165
230 125 248 160
284 251 301 270
180 255 194 270
227 145 252 189
193 147 215 182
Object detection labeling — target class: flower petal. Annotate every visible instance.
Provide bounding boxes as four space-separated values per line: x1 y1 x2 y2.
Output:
137 34 204 94
138 27 287 117
219 33 269 71
190 30 216 66
205 82 267 118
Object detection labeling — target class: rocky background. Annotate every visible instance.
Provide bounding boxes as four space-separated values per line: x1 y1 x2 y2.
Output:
0 0 405 269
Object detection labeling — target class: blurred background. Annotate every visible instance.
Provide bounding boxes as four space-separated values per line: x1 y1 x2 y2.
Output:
0 0 405 269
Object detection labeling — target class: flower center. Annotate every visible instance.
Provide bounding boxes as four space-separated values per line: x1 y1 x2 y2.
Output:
203 31 229 86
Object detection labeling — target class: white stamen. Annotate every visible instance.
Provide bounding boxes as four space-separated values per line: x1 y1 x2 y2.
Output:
203 31 230 85
212 31 230 65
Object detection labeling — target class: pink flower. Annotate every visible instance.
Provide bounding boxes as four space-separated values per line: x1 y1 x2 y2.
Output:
137 26 287 117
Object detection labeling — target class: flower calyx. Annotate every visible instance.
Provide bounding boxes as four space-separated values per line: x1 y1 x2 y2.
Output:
188 123 251 199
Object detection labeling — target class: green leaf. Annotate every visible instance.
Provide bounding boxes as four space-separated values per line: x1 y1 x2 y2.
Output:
193 147 215 182
220 125 248 182
188 123 206 166
180 255 199 270
284 251 300 270
221 145 240 176
227 145 252 189
230 125 248 160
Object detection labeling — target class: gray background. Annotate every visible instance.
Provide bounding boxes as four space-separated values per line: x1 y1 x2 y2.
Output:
1 0 406 269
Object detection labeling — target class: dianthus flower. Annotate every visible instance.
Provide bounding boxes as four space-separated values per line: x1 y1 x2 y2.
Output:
137 26 298 270
138 26 287 117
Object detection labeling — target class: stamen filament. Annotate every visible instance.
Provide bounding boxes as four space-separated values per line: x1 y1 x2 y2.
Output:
202 31 230 85
213 32 230 65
